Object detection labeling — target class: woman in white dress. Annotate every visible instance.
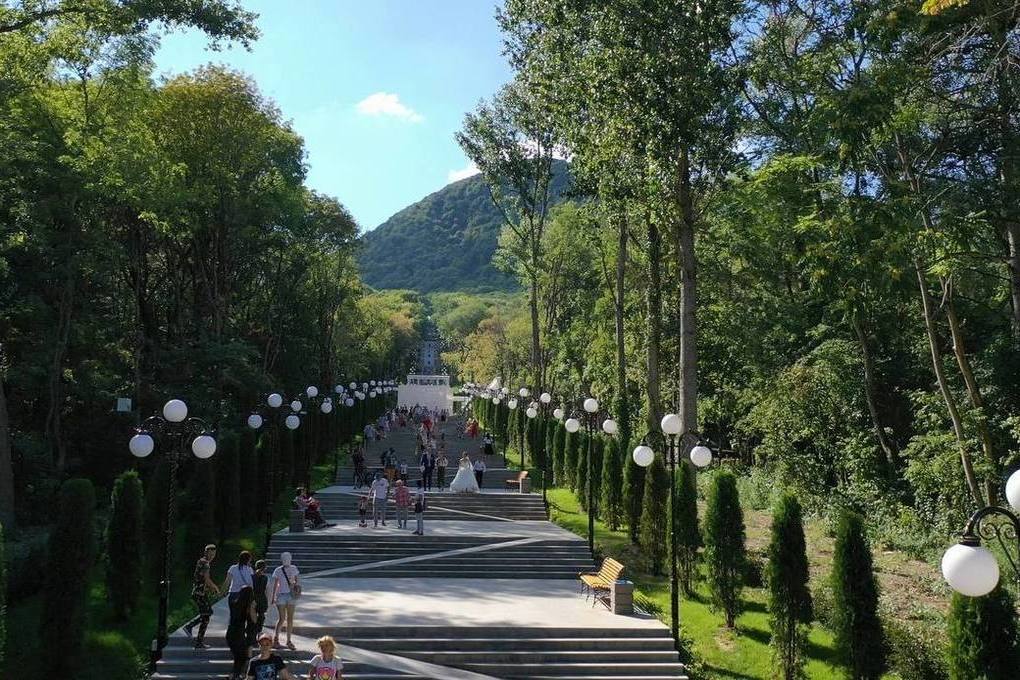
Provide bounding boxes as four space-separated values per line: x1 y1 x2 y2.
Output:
449 453 480 493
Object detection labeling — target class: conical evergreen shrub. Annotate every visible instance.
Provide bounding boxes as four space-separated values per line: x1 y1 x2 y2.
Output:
674 462 700 595
143 457 170 588
239 429 259 525
564 430 580 490
185 459 216 559
600 437 624 529
623 452 645 544
947 585 1018 679
552 423 566 486
639 454 669 574
590 435 604 507
831 510 885 679
40 479 96 674
704 469 745 627
766 493 812 680
0 521 6 668
575 433 590 510
106 470 144 621
217 430 242 540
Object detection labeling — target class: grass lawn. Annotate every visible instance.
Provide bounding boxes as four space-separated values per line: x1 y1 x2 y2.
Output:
547 488 853 680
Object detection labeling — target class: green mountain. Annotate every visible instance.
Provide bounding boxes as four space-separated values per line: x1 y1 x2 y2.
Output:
358 160 572 293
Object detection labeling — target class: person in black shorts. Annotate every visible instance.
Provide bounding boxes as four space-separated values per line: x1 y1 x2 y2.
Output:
183 544 219 649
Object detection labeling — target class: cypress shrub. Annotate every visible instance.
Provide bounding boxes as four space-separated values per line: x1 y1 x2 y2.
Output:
106 470 144 621
575 433 589 510
552 423 566 486
599 437 624 529
40 479 96 673
947 585 1018 679
564 429 580 490
217 430 242 540
0 521 6 668
766 493 812 680
704 470 746 627
674 462 700 595
239 429 259 525
185 460 217 559
623 452 645 544
831 510 885 679
639 454 669 574
545 419 555 478
590 435 604 507
143 458 170 588
80 631 145 680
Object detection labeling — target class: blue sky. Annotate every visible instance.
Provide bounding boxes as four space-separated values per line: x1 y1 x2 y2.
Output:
153 1 510 231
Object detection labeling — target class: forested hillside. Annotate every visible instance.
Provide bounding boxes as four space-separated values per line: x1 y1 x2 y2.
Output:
358 159 571 292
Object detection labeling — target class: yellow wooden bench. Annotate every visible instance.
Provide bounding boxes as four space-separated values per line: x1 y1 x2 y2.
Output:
579 557 625 605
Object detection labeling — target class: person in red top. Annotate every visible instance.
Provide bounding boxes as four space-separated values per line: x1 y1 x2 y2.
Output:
393 480 411 529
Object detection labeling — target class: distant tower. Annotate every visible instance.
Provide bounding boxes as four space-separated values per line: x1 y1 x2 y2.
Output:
418 320 442 374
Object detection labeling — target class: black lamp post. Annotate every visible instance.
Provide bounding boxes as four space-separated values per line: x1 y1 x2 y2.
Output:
128 399 216 667
564 397 601 555
248 392 302 552
632 415 716 652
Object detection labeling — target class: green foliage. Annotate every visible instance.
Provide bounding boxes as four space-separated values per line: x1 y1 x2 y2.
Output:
947 587 1019 679
238 429 259 526
599 437 624 530
624 454 646 544
575 433 590 510
766 493 812 680
704 470 746 628
564 430 580 492
106 471 144 621
185 461 216 560
0 521 5 667
885 619 948 680
639 454 669 575
674 463 700 595
830 511 885 679
358 161 572 292
552 422 566 486
78 631 145 680
217 431 242 541
40 479 96 674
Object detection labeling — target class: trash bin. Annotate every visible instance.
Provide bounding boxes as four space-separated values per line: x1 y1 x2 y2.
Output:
289 509 305 533
611 579 634 615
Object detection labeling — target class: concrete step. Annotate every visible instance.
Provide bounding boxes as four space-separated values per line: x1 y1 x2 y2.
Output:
461 662 687 677
296 627 674 639
387 650 681 663
340 638 677 652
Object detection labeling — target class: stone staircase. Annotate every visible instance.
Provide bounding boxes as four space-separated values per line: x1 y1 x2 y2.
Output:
314 491 548 521
152 637 429 679
266 534 594 578
336 465 528 489
295 626 689 679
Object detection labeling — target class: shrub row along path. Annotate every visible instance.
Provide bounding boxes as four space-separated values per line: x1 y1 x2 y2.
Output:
155 415 688 679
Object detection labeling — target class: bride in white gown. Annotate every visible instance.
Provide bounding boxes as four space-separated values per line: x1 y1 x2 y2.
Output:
449 454 480 493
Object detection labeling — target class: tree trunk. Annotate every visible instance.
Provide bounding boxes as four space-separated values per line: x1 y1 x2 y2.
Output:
646 213 664 430
915 259 984 507
0 359 14 528
944 285 999 490
529 275 541 390
675 148 698 440
615 211 630 446
850 312 898 469
994 21 1020 341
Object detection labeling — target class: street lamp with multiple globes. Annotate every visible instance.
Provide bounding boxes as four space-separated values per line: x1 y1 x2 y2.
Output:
941 469 1020 598
247 392 302 551
128 399 216 664
632 413 715 652
563 397 602 554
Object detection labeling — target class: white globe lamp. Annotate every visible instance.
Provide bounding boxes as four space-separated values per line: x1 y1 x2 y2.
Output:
691 445 713 468
602 419 618 435
129 433 154 458
306 385 318 398
285 415 300 430
267 393 283 408
583 398 599 413
565 417 580 434
163 399 188 423
553 408 564 420
247 414 263 430
661 413 682 436
1006 469 1020 514
526 407 537 419
942 542 1000 597
191 434 216 459
632 445 654 468
540 392 551 404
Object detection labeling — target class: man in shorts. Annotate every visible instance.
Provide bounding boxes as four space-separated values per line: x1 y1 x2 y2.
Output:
183 544 219 649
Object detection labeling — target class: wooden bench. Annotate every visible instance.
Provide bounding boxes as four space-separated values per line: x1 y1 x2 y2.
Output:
504 470 529 491
579 558 625 605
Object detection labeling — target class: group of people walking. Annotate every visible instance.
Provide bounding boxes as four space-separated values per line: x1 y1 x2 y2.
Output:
182 545 307 679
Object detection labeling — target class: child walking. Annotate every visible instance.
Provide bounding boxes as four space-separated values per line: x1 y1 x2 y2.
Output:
357 495 368 527
413 480 426 535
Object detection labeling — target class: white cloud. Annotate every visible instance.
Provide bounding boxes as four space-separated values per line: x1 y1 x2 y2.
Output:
355 92 423 123
447 162 480 184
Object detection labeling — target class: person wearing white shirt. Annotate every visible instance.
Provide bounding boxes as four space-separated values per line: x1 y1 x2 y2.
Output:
370 473 390 527
472 458 486 488
271 552 301 651
222 550 255 606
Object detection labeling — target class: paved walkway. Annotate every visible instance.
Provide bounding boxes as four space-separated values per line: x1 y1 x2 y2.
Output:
159 414 686 679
